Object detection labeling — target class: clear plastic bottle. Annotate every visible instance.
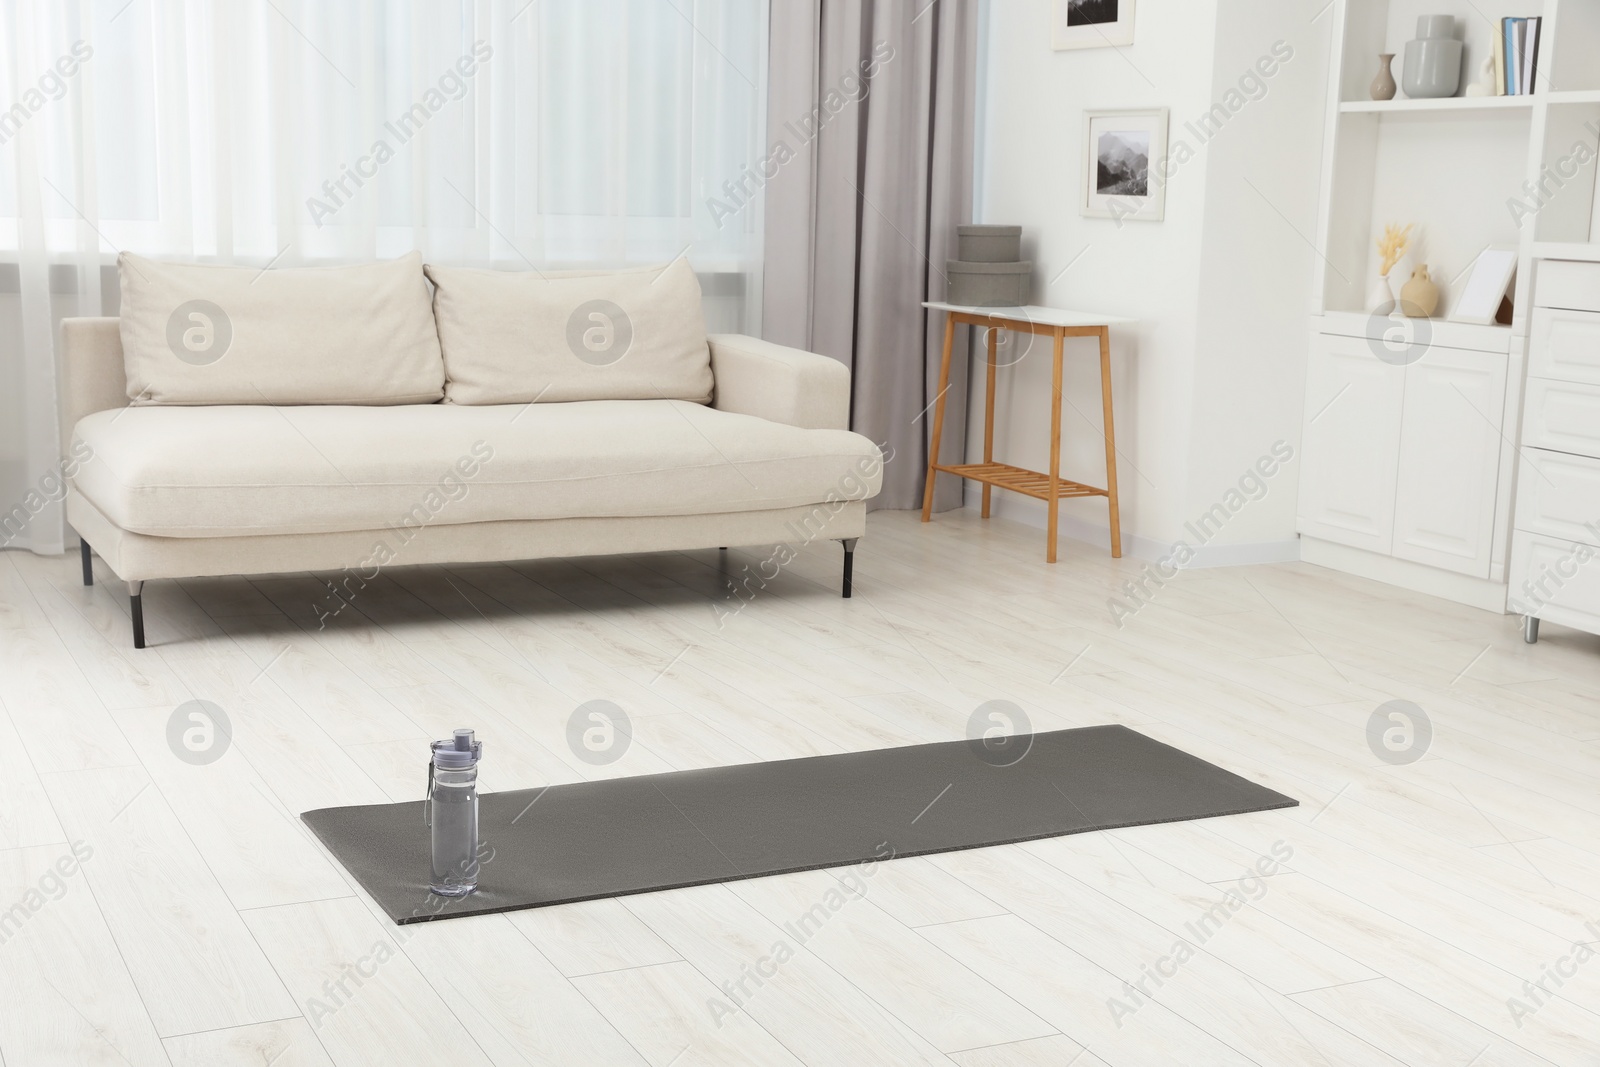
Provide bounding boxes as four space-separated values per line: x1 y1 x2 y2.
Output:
426 729 482 897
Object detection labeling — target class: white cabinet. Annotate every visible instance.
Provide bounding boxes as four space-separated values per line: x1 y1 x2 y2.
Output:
1303 2 1600 611
1511 257 1600 642
1391 347 1507 577
1297 330 1507 579
1296 335 1404 554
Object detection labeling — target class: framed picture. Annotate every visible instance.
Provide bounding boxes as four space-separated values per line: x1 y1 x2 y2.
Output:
1052 0 1136 50
1081 108 1167 222
1449 246 1517 325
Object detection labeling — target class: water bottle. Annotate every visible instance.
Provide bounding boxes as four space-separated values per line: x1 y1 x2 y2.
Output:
425 728 482 897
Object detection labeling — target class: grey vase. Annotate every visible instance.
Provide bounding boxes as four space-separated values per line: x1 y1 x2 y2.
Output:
1403 14 1462 98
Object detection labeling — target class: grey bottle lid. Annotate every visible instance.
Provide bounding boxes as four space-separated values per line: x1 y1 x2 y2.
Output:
1415 14 1454 38
432 728 482 769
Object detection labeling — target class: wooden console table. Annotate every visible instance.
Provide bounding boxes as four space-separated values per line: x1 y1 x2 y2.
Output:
920 303 1131 562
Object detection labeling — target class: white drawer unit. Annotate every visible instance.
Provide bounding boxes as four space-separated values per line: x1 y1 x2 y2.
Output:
1529 307 1600 387
1535 260 1600 315
1522 376 1600 459
1512 255 1600 645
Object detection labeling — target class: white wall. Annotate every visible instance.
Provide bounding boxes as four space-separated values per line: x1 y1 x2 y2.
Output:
1183 1 1332 562
968 0 1330 564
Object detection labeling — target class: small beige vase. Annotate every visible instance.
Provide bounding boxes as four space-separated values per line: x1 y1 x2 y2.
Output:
1399 265 1438 318
1370 54 1397 101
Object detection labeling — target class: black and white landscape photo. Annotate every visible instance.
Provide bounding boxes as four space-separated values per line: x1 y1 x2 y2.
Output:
1081 108 1166 219
1053 0 1134 49
1067 0 1119 26
1096 129 1149 197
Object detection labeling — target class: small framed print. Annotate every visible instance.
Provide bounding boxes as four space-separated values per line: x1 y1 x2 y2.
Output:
1052 0 1136 50
1449 246 1517 325
1082 108 1167 222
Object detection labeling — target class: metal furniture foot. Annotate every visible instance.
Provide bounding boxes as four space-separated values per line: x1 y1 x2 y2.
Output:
840 538 858 598
80 540 93 586
129 581 145 649
1523 615 1540 644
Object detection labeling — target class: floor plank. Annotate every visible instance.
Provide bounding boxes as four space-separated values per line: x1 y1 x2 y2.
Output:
241 897 495 1067
164 1019 336 1067
40 764 299 1036
0 842 169 1066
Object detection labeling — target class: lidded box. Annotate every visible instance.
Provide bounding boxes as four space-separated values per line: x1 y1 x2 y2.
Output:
956 225 1022 263
946 260 1032 307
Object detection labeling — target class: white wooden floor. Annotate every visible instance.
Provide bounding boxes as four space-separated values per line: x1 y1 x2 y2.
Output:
2 509 1598 1066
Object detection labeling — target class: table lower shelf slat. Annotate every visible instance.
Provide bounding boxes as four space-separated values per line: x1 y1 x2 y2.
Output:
934 462 1107 502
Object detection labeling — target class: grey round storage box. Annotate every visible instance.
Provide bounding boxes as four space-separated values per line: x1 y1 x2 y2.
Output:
946 260 1032 307
957 224 1022 263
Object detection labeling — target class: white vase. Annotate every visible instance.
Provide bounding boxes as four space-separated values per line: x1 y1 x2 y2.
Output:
1368 273 1396 314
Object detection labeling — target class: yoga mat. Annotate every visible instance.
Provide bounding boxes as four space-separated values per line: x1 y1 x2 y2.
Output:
303 724 1297 924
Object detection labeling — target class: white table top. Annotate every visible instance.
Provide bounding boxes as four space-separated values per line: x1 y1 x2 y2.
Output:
922 302 1134 327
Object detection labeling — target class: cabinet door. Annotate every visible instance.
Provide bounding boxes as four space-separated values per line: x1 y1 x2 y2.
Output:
1296 334 1406 553
1391 346 1508 577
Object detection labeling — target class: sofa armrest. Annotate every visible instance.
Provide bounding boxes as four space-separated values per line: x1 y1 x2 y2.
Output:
58 317 128 461
708 334 850 431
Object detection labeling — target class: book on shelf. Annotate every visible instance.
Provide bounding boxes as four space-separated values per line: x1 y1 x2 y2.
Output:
1501 16 1541 95
1523 16 1541 94
1509 18 1522 94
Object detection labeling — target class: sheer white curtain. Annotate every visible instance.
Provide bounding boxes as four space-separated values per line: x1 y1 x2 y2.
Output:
0 0 767 554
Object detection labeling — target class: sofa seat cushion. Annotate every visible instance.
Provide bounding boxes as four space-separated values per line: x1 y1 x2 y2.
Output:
70 402 882 538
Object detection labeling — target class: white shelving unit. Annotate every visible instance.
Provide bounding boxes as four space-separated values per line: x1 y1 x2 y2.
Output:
1297 0 1600 610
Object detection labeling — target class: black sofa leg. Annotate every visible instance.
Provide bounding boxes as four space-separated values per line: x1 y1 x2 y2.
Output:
80 539 93 586
840 538 858 598
129 581 145 649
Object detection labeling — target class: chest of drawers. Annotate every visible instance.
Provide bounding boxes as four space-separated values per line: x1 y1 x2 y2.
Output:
1509 257 1600 643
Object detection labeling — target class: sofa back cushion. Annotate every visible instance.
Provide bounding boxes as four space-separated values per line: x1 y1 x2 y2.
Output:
424 258 713 405
118 251 444 405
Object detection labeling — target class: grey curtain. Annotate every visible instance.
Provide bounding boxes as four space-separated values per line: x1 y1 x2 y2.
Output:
763 0 979 511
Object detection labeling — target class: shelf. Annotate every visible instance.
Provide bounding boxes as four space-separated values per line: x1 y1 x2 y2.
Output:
1339 96 1536 114
932 462 1107 503
1333 92 1600 113
1314 311 1514 355
1531 242 1600 263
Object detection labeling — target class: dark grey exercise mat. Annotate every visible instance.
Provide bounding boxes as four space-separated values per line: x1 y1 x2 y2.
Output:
303 724 1297 924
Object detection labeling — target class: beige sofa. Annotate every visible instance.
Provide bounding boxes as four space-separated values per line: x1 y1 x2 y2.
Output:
60 254 882 647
